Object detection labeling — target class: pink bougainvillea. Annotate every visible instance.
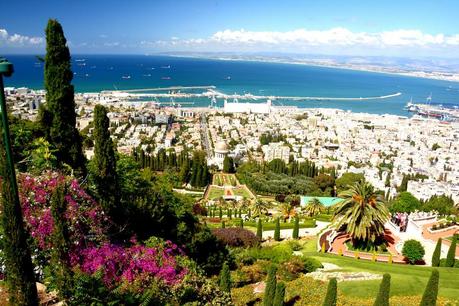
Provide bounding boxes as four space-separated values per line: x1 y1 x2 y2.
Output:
18 172 189 290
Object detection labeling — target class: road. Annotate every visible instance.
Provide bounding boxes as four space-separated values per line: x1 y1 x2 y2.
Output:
200 113 212 157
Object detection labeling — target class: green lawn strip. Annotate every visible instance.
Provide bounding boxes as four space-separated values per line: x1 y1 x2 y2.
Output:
233 187 251 198
240 219 316 230
207 187 225 199
305 253 459 300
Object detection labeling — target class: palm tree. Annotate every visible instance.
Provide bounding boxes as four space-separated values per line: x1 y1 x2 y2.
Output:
304 198 324 217
333 181 389 244
280 202 296 222
251 199 270 217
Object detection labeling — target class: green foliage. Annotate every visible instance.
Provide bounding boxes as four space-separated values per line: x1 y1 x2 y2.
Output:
187 227 231 276
401 240 425 264
263 265 277 306
420 269 439 306
335 172 364 193
223 155 235 173
91 104 119 220
28 137 58 173
274 217 281 241
398 175 409 192
50 183 74 300
0 119 38 305
292 216 299 239
373 273 390 306
322 278 337 306
219 262 231 293
389 192 421 213
431 238 442 267
446 235 457 267
423 195 456 215
273 281 286 306
41 19 85 175
257 219 263 240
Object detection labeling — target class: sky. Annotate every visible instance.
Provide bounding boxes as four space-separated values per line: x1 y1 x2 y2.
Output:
1 0 459 58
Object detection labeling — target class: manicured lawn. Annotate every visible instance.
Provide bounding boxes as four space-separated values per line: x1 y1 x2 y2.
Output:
233 186 252 198
303 246 459 301
207 186 224 199
243 219 316 230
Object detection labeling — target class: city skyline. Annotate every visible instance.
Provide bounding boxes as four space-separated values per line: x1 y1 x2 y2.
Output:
1 0 459 58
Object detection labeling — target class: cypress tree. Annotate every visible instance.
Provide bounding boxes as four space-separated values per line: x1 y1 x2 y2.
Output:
239 219 244 228
221 221 226 228
420 269 439 306
446 235 457 267
219 262 231 293
219 207 223 219
228 208 232 219
292 216 299 239
248 208 252 219
41 19 85 175
257 219 263 241
263 265 277 306
274 217 281 241
373 273 390 306
92 105 119 219
50 183 74 299
273 281 286 306
322 278 337 306
0 94 38 305
431 238 442 267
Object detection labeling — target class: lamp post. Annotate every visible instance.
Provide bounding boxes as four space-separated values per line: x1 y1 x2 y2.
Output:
0 58 38 305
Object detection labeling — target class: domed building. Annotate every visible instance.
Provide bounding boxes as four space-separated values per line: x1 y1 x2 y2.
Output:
214 141 229 170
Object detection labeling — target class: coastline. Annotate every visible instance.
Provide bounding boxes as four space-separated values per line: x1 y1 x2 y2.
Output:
162 53 459 84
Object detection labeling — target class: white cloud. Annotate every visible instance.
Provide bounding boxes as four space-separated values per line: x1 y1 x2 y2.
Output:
0 28 44 46
143 27 459 56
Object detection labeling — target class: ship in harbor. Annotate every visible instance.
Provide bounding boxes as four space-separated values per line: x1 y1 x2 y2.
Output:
405 95 459 122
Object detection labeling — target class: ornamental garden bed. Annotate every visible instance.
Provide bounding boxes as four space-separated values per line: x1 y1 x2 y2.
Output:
428 222 459 233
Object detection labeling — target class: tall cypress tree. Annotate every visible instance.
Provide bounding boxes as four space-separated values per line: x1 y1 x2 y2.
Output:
41 19 85 174
446 235 457 267
50 183 74 299
431 238 442 267
273 282 286 306
274 217 281 241
292 216 299 239
257 219 263 241
420 269 439 306
219 262 231 293
322 278 337 306
373 273 390 306
0 103 38 305
263 265 277 306
92 104 119 219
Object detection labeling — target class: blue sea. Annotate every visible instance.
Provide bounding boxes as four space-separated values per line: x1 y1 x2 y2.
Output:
3 54 459 116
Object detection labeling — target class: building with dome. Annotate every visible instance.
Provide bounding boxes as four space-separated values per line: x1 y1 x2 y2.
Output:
214 141 229 169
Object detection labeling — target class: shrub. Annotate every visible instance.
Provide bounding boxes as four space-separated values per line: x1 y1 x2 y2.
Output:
257 219 263 240
420 269 439 306
322 278 337 306
446 235 457 267
292 216 299 239
401 240 425 264
212 227 259 248
373 273 390 306
431 238 442 267
277 256 322 281
192 203 207 216
263 265 277 306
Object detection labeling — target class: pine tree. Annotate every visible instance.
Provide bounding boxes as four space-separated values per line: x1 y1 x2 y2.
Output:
219 262 231 293
257 219 263 241
50 183 74 299
41 19 85 174
322 278 337 306
0 96 38 305
274 217 281 241
273 281 286 306
263 265 277 306
431 238 442 267
92 105 119 219
446 235 457 267
373 273 390 306
292 216 299 239
420 269 439 306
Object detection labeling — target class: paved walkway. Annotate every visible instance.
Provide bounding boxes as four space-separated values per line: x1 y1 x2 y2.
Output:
421 222 459 259
262 221 330 240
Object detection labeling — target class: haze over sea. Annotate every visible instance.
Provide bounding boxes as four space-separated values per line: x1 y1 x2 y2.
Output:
5 54 459 116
